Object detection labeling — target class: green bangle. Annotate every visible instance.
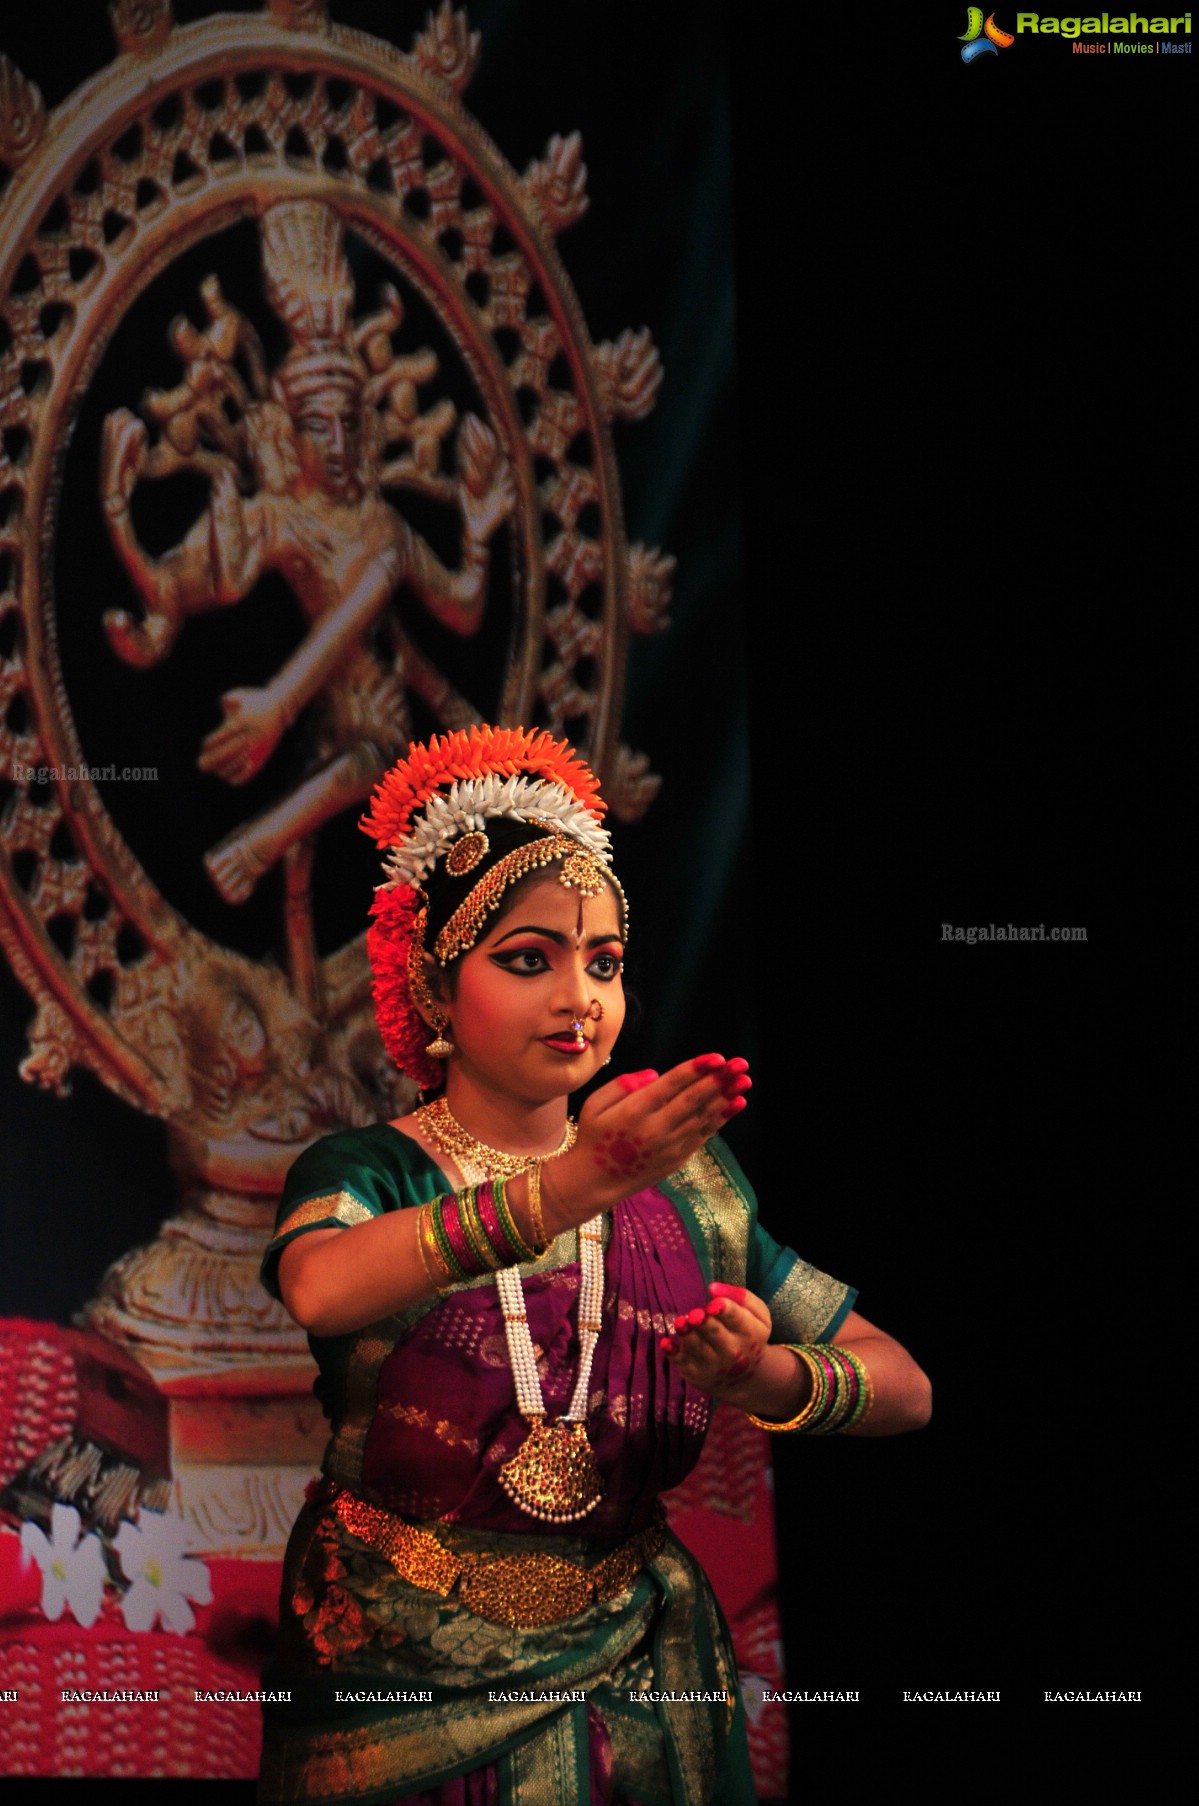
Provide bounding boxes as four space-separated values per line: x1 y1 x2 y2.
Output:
457 1185 503 1273
809 1344 849 1434
491 1173 538 1263
836 1346 874 1433
429 1194 470 1282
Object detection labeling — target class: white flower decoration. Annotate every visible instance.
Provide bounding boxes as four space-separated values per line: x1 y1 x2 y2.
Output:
113 1510 212 1635
20 1504 106 1628
381 774 612 888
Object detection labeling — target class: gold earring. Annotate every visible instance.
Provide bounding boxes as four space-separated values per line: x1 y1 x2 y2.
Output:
425 1011 455 1059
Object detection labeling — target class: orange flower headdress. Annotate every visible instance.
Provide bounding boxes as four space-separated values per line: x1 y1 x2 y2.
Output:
361 726 625 1088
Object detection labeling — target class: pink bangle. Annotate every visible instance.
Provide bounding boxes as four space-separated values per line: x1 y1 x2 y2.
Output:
439 1192 482 1279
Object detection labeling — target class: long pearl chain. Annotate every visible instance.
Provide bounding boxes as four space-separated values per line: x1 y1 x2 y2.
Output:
495 1216 605 1426
439 1122 607 1522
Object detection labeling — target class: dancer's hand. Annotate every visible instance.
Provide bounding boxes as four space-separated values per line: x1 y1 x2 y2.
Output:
540 1054 751 1231
659 1282 774 1404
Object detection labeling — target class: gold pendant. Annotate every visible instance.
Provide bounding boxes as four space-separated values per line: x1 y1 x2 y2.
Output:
497 1420 602 1524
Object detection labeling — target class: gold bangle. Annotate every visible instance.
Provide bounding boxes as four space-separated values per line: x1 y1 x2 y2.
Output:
745 1345 825 1433
457 1185 504 1273
416 1203 455 1293
525 1163 549 1253
837 1346 875 1432
538 1162 568 1241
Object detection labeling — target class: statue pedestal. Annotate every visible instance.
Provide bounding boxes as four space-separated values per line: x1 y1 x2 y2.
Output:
74 1129 328 1558
148 1358 325 1562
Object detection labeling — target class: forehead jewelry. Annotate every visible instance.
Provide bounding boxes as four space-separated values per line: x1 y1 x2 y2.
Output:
432 833 627 966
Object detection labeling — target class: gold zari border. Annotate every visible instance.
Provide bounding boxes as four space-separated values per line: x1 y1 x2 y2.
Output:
326 1316 402 1494
276 1191 376 1239
665 1145 751 1284
766 1257 852 1344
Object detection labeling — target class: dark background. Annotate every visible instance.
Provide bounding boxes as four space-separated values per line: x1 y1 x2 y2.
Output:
747 3 1183 1717
1 1 1184 1777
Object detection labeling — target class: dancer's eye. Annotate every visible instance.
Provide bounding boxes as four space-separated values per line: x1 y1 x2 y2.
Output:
490 947 550 976
587 952 623 981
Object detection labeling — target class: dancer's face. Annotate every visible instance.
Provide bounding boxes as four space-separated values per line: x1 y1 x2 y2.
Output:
443 872 626 1106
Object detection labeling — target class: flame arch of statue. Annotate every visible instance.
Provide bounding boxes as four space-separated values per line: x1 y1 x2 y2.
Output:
0 2 670 1143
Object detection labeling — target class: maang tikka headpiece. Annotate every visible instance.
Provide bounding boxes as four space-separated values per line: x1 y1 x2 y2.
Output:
361 726 628 1089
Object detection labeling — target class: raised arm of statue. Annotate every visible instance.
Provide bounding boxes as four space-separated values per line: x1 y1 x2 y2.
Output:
221 412 514 730
404 413 517 636
101 409 266 670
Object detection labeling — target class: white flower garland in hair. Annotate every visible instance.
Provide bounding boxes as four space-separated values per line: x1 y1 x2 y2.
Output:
381 774 612 888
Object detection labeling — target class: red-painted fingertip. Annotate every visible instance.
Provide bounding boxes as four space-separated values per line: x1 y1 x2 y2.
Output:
694 1053 724 1071
660 1335 677 1354
709 1282 747 1304
618 1070 658 1093
704 1298 724 1316
673 1315 690 1334
686 1307 707 1328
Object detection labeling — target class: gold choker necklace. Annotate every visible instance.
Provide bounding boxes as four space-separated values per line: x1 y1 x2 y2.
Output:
417 1095 577 1181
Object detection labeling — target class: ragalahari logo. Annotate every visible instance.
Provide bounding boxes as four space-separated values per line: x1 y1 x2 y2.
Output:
960 9 1017 59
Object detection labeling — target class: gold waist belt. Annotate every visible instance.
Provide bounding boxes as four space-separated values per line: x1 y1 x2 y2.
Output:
330 1487 666 1629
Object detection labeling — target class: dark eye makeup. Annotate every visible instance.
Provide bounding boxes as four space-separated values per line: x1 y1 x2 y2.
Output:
489 945 623 980
490 947 551 974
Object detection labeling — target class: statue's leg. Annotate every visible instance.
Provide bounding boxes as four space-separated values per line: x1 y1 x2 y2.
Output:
204 742 386 905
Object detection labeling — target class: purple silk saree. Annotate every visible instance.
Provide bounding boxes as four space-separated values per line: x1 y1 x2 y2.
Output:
258 1126 852 1805
359 1186 712 1536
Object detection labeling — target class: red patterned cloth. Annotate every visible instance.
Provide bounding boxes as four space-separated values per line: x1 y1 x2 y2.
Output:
0 1608 264 1777
0 1319 77 1486
0 1318 788 1792
0 1318 277 1778
663 1404 789 1801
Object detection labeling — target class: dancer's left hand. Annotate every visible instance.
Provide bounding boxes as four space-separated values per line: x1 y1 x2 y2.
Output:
660 1282 773 1403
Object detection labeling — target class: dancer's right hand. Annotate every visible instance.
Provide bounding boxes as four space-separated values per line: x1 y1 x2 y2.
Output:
540 1054 751 1232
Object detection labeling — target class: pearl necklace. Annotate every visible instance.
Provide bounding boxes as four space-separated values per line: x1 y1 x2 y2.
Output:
421 1099 603 1524
494 1217 605 1523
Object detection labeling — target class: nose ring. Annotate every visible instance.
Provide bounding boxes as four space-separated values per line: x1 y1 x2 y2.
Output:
568 999 603 1049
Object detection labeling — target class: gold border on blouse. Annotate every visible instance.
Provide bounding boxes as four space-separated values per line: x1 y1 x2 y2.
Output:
276 1191 376 1238
664 1145 752 1285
